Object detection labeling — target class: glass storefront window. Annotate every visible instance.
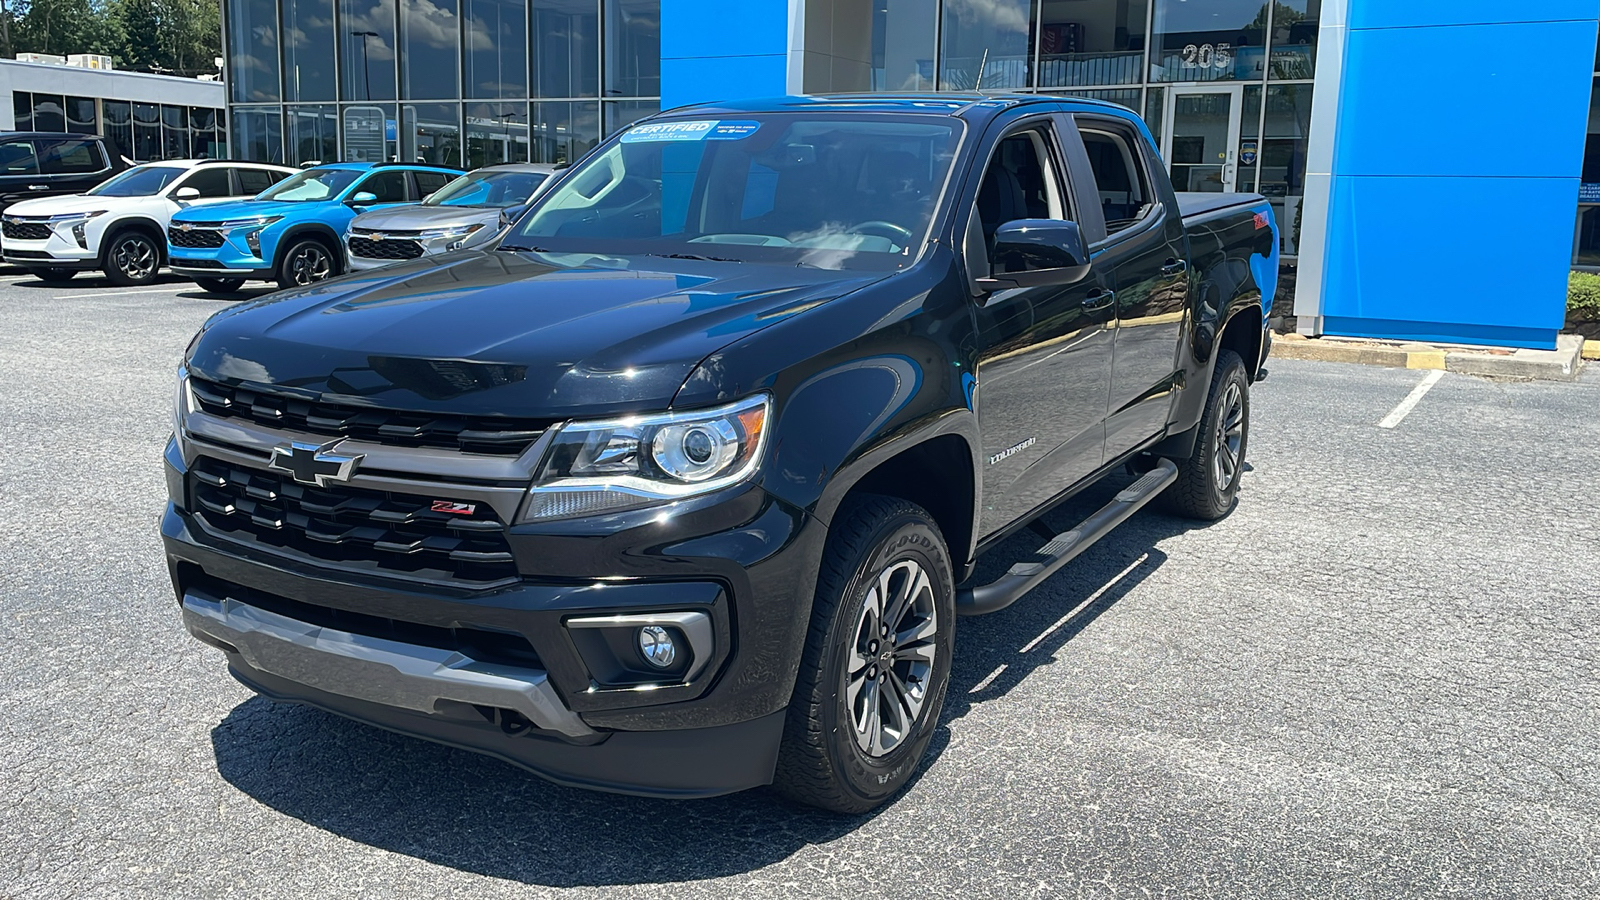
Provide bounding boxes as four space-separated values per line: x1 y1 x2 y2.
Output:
603 99 658 134
402 102 463 165
872 0 935 91
163 105 191 159
32 95 66 132
1151 0 1266 83
1239 82 1312 253
1145 88 1164 145
401 0 461 100
287 104 339 164
104 101 133 161
531 0 599 98
229 0 282 102
1057 88 1143 111
66 97 96 134
466 102 529 166
1577 207 1600 267
343 103 397 161
192 108 221 159
232 107 285 163
134 103 161 160
282 0 337 101
1037 0 1147 88
939 0 1032 90
464 0 528 99
529 100 598 164
12 93 30 131
340 0 398 101
605 0 659 98
1267 0 1319 81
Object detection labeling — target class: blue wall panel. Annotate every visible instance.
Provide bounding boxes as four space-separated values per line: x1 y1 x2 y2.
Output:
1338 21 1596 178
1316 0 1599 349
660 0 790 111
1322 174 1574 347
1351 0 1600 30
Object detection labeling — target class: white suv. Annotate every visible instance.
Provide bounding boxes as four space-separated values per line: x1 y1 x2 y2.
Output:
1 159 296 286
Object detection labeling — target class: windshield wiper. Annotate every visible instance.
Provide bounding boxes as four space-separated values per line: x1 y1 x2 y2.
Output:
645 252 743 263
497 243 548 252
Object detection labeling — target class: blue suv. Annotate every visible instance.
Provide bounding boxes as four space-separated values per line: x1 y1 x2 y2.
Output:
168 162 462 293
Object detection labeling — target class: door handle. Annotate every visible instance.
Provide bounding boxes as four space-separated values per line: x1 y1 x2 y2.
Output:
1082 289 1116 312
27 185 48 191
1161 258 1188 276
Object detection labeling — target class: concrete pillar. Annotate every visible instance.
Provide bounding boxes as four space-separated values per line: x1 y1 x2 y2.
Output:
1296 1 1600 349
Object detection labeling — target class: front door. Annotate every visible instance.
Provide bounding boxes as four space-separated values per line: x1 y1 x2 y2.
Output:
1159 84 1244 194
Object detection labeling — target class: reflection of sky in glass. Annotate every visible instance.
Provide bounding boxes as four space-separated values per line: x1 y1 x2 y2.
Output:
401 0 462 100
1154 0 1268 33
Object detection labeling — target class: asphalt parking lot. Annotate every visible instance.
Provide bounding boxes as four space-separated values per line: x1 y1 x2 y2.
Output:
2 270 1598 899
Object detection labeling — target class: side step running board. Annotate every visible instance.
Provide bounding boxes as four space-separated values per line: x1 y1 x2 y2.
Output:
956 458 1178 616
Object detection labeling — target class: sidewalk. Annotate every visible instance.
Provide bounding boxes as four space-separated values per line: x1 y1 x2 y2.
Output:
1271 333 1587 381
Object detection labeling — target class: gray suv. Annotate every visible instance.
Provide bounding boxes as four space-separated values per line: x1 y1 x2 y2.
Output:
344 162 557 270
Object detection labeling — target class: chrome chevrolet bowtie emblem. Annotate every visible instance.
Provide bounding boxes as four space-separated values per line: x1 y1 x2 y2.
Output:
178 222 193 231
268 440 364 487
369 232 385 241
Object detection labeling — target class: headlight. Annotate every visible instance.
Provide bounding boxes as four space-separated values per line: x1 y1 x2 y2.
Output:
419 223 484 241
520 394 771 522
51 210 108 225
173 367 192 436
221 215 283 230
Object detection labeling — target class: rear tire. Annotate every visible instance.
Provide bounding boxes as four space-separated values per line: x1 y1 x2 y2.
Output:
103 231 161 286
193 277 246 294
34 267 76 285
1162 349 1249 520
772 495 954 814
276 237 338 290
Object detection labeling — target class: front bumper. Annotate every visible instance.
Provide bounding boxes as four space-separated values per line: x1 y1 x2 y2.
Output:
162 430 825 797
3 233 98 269
169 230 277 281
171 263 276 280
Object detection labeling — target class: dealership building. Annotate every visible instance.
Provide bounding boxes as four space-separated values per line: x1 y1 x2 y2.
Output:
219 0 1599 349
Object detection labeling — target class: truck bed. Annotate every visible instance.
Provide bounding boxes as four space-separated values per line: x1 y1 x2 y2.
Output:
1176 192 1267 221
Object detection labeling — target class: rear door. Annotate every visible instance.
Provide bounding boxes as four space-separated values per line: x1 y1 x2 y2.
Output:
968 110 1116 538
412 169 454 200
1070 114 1191 460
34 137 114 196
171 166 236 211
233 166 288 197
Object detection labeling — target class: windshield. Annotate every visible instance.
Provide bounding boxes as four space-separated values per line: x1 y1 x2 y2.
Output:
86 165 186 197
426 170 549 208
511 115 962 270
256 168 363 202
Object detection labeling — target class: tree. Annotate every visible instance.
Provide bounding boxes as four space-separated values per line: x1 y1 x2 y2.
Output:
13 0 122 56
111 0 219 75
1251 1 1304 32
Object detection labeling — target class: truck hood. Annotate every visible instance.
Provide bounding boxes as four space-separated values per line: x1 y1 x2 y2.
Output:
172 199 326 223
188 250 884 418
4 194 103 215
350 205 501 232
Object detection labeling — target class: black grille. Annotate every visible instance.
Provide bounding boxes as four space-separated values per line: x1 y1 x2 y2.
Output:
3 220 50 240
190 376 547 456
349 235 424 260
5 249 51 259
177 258 226 269
168 226 225 248
180 568 541 668
190 456 518 585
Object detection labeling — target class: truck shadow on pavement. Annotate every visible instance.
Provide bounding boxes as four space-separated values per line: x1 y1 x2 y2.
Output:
209 471 1216 886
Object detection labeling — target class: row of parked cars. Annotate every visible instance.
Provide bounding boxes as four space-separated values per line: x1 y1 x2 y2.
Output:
0 140 555 293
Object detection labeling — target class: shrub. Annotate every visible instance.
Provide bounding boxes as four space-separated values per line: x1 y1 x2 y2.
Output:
1569 271 1600 320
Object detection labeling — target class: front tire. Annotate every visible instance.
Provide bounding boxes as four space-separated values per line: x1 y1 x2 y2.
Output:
1162 349 1249 520
276 238 337 290
103 231 161 286
193 277 246 294
773 495 954 814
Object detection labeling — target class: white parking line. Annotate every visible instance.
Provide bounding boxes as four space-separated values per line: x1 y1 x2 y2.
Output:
50 287 188 299
1378 369 1445 429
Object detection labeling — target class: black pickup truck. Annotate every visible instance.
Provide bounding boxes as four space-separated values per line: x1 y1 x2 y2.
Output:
163 94 1277 813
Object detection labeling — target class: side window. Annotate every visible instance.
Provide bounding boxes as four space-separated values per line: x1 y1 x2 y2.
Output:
235 167 283 195
0 140 39 174
973 125 1068 250
1077 125 1153 235
179 167 232 198
414 170 452 197
37 139 104 174
356 170 409 202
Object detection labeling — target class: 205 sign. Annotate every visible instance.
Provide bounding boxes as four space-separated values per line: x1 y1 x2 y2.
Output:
1181 43 1234 69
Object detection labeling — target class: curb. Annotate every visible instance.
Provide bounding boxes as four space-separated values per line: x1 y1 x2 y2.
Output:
1272 334 1585 382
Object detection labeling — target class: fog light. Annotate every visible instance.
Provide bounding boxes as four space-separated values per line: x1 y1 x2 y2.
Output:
245 230 263 256
71 223 88 248
637 625 677 668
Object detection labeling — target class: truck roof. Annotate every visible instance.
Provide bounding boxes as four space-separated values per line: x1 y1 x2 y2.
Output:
660 92 1137 125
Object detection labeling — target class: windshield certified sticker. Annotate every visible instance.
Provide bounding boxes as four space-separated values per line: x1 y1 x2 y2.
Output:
621 120 760 143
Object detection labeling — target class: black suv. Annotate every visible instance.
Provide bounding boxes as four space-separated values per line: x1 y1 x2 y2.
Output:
0 133 126 216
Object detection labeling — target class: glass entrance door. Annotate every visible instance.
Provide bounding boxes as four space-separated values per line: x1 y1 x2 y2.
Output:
1160 85 1244 193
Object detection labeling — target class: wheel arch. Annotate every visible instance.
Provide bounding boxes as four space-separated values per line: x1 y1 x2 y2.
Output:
100 216 167 264
271 224 345 276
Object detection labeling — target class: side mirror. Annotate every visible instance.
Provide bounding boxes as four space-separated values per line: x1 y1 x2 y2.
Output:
976 219 1092 291
349 191 378 205
174 186 200 200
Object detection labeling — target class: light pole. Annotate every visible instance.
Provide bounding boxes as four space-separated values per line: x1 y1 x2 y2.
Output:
350 30 378 101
